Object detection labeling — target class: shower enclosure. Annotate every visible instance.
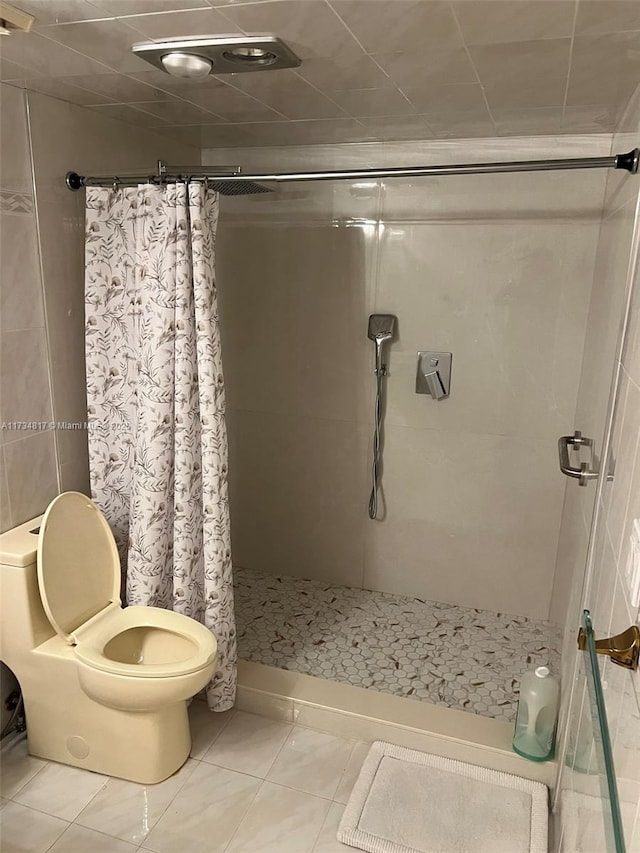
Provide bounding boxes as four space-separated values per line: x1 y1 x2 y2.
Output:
68 143 637 723
206 138 626 724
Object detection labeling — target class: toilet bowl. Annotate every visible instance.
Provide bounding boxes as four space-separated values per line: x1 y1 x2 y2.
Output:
0 492 218 783
73 605 216 711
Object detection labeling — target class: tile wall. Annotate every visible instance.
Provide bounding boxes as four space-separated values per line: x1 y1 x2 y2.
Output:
0 84 58 532
554 85 640 852
0 83 199 532
26 89 199 498
207 135 610 620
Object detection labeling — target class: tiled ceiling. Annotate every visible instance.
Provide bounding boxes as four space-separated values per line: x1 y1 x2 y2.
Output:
1 0 640 147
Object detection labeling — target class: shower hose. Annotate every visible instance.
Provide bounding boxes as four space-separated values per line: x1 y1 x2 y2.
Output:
368 363 386 519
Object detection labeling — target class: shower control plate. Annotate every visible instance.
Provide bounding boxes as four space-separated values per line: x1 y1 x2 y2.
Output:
416 351 452 398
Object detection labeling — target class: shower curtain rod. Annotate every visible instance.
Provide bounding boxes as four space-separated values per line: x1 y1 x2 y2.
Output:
66 148 639 191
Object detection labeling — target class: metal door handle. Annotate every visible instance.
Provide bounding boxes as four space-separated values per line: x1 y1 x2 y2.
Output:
578 622 640 671
558 430 599 486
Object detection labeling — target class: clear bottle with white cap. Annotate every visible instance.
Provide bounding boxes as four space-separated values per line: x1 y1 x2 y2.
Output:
512 665 560 761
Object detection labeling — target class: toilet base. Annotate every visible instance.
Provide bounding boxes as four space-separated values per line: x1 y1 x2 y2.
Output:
24 688 191 784
16 644 192 784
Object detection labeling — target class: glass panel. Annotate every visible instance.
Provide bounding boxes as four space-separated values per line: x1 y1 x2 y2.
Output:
581 609 626 853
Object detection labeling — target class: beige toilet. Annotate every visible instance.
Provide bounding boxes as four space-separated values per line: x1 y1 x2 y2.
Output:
0 491 217 783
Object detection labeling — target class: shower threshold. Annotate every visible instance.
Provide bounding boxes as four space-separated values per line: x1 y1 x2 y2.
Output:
234 568 561 723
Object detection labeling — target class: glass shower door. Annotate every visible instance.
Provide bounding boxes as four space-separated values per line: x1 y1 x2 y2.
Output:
578 610 626 853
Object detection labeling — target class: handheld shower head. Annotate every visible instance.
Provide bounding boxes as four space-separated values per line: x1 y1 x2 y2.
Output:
368 314 396 373
368 314 396 345
367 314 396 520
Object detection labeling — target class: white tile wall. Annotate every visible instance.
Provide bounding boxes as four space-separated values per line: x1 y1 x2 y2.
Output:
25 88 199 497
0 82 200 531
212 135 609 619
0 83 58 532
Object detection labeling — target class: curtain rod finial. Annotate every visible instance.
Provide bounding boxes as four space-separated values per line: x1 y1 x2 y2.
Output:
615 149 639 173
66 171 84 191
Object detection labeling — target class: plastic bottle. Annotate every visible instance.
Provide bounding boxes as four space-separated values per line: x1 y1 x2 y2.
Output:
512 666 560 761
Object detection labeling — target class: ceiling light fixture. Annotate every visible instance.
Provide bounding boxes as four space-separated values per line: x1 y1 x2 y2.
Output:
222 46 278 66
160 51 212 79
133 35 301 76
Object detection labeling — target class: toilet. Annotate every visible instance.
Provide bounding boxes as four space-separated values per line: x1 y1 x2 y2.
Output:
0 491 217 783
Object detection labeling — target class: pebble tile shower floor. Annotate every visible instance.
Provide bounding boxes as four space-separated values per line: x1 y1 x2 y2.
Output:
234 568 562 722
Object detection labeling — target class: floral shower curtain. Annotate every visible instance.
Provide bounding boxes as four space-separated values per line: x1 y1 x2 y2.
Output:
84 182 236 710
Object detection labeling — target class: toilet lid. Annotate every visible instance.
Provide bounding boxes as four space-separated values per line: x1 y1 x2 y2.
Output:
37 492 121 643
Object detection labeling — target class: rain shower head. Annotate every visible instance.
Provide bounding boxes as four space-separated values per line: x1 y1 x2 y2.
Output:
207 180 273 196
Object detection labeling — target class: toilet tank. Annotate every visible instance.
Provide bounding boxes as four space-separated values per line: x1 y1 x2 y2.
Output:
0 516 55 662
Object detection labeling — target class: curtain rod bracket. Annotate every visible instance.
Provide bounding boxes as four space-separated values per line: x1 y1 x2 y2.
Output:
616 148 640 173
65 171 84 191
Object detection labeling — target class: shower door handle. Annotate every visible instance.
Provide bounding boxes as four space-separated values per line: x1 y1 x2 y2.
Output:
558 431 599 486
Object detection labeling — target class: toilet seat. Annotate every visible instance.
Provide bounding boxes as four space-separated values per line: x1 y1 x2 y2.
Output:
37 492 216 679
72 605 216 678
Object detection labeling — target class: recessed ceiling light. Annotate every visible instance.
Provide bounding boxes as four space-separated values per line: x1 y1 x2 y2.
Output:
132 35 301 76
160 51 212 79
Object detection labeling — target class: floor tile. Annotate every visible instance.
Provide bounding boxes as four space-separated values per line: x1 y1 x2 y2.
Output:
334 741 370 804
75 758 197 845
142 761 261 853
0 800 68 853
226 781 330 853
267 727 354 799
48 823 137 853
202 711 292 777
313 802 352 852
13 761 107 820
0 734 46 798
188 701 235 760
235 567 562 721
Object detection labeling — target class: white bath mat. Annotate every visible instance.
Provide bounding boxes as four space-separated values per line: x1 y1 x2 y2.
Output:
337 742 548 853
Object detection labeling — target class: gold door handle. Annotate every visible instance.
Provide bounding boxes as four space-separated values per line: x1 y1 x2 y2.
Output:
577 624 640 671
